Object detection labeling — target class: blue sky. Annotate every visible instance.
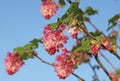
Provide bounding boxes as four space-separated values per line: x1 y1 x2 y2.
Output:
0 0 120 81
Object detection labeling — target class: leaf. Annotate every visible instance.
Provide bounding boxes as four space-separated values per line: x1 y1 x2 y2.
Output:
14 47 25 55
49 23 58 30
90 30 102 37
107 14 119 31
84 6 98 16
96 36 104 40
59 0 66 8
72 39 91 52
107 22 117 31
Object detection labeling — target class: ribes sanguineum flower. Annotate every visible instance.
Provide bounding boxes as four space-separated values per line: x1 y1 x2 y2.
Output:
54 48 74 79
40 0 59 19
109 72 119 81
4 52 24 75
90 44 99 56
101 37 113 51
42 25 68 55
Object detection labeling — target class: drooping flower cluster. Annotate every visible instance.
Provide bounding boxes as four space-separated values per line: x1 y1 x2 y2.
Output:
42 25 68 55
54 48 74 79
90 44 99 56
101 36 113 51
109 72 120 81
54 48 86 79
40 0 59 19
4 52 24 75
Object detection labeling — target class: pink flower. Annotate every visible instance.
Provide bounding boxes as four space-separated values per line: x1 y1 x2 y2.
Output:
4 52 24 75
40 0 59 19
42 25 68 55
109 72 119 81
59 24 67 31
54 48 74 79
90 44 99 56
68 27 78 38
101 37 113 51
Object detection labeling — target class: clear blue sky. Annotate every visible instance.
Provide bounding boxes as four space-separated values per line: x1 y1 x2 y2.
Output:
0 0 120 81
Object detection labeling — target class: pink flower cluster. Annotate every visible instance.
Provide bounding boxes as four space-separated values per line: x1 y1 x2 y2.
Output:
42 25 68 55
54 48 83 79
68 27 78 39
4 52 24 75
109 72 119 81
90 44 99 56
54 48 74 79
101 36 113 51
40 0 59 19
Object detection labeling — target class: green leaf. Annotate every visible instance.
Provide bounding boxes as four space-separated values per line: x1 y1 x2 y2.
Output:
59 0 66 8
107 14 119 31
96 36 104 40
90 30 102 37
49 23 58 30
72 39 91 52
14 47 25 55
84 6 98 16
107 22 117 31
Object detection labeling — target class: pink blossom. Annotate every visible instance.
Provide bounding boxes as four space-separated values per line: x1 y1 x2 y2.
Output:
101 37 113 51
40 0 59 19
68 27 78 38
54 48 74 79
90 44 99 56
42 25 68 55
4 52 24 75
59 24 67 31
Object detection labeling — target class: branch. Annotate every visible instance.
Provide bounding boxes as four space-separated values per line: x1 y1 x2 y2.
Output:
95 56 112 80
72 73 85 81
88 62 100 81
80 24 97 40
32 51 84 80
32 51 53 66
87 20 106 36
99 51 116 70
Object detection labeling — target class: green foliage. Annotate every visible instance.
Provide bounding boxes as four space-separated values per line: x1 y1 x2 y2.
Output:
59 0 66 8
14 38 42 60
72 39 91 52
84 6 98 16
90 30 102 37
107 14 119 31
49 23 58 30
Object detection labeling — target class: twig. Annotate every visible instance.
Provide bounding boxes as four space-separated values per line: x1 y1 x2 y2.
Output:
32 51 53 66
79 24 97 40
88 20 106 36
99 51 116 70
95 56 112 80
88 62 100 81
72 73 85 81
32 51 84 80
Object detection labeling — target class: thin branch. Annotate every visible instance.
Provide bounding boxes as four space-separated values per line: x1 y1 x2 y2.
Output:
99 51 116 70
88 20 106 36
32 51 84 80
88 62 100 81
72 73 85 81
79 24 97 40
95 56 112 81
32 51 53 66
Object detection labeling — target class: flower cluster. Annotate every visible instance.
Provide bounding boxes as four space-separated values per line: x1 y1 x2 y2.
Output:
54 48 85 79
40 0 59 19
101 36 113 51
4 52 24 75
90 44 99 56
109 72 120 81
54 48 74 79
42 25 68 55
